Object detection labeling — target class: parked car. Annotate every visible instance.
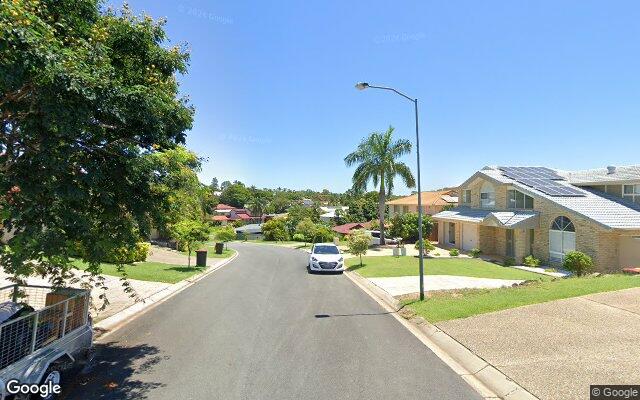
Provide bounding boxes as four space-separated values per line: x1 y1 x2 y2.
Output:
308 243 345 273
0 284 93 400
366 230 400 245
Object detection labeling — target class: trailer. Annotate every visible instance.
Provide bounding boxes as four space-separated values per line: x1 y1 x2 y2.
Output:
0 285 92 400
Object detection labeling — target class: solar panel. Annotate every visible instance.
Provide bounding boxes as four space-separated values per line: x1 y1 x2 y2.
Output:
498 167 586 197
499 167 564 181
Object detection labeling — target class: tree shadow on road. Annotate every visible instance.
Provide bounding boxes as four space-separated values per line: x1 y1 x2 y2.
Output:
63 341 168 400
166 266 203 273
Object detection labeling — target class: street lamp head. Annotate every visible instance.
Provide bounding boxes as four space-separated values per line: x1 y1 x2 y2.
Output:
355 82 370 90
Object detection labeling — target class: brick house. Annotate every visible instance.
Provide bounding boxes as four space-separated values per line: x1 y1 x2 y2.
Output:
386 189 458 241
432 166 640 272
211 203 260 225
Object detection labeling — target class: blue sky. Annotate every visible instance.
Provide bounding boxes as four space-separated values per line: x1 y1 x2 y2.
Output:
110 0 640 195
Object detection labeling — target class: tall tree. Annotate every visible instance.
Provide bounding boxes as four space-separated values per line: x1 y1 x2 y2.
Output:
344 126 415 244
247 188 269 216
148 146 205 236
0 2 193 285
219 182 251 208
210 177 219 191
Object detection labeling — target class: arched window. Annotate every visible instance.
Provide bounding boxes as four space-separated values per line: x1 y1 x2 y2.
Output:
551 216 575 232
549 216 576 262
480 182 496 208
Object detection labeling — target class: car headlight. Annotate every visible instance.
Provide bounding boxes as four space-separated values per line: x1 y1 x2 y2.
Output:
311 257 318 262
338 257 343 262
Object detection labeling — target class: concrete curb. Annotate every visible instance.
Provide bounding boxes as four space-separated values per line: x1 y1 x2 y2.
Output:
344 270 539 400
94 251 239 339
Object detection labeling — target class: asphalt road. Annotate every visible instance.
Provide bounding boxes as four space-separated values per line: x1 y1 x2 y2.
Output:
63 243 482 400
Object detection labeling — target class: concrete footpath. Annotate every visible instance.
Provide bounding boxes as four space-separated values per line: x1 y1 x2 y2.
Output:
0 254 230 322
369 275 523 296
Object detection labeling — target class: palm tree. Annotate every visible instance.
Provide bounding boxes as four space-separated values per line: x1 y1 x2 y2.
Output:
344 126 415 245
247 188 269 216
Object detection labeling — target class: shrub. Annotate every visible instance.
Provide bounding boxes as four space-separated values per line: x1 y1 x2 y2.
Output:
414 239 435 254
469 248 482 258
262 218 289 241
503 257 516 267
389 213 433 243
311 225 334 243
523 255 541 268
215 226 236 243
449 248 460 257
347 230 371 267
295 218 316 243
292 233 306 242
73 241 150 264
563 251 594 276
132 242 150 262
105 242 150 264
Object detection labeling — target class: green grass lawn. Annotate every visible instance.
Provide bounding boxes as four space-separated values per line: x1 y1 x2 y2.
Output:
181 246 236 259
346 256 549 281
404 274 640 323
72 260 205 284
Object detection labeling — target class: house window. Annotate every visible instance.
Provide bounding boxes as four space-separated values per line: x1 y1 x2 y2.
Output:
480 183 495 208
448 223 456 244
394 205 400 214
462 190 472 204
402 205 409 214
623 184 640 204
549 216 575 262
507 189 534 209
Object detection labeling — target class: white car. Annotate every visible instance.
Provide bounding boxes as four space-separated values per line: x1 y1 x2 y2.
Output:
308 243 345 273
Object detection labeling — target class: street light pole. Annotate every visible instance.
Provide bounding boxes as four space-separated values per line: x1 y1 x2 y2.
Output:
355 82 425 301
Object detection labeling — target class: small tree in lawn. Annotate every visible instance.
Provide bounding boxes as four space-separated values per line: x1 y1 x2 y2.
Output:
347 230 371 267
172 220 211 268
216 226 237 250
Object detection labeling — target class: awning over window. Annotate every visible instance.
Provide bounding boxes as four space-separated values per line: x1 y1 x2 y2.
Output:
433 207 540 229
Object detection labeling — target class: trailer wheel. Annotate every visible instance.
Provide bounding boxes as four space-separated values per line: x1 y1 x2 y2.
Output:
38 365 63 400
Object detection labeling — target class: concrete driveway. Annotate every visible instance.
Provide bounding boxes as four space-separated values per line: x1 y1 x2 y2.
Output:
437 287 640 400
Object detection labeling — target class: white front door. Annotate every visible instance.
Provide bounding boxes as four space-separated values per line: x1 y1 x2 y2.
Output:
462 223 478 251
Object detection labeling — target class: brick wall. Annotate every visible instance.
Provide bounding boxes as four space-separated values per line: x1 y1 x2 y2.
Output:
479 226 497 255
514 229 528 263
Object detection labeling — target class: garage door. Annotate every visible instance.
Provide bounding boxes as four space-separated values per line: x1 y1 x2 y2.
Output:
620 236 640 268
462 223 478 251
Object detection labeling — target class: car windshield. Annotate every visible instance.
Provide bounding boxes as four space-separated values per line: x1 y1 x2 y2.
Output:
313 245 339 254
